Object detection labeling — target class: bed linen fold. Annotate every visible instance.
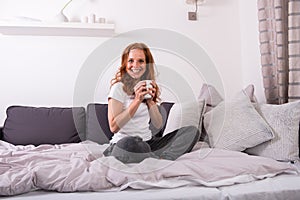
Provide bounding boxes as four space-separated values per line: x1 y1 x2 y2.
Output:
0 140 297 196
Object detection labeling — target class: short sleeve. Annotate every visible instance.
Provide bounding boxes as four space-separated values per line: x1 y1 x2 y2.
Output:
108 82 126 103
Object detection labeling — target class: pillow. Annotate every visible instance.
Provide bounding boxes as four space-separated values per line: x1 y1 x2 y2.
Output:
0 127 3 140
198 84 223 113
245 101 300 162
243 84 257 103
150 102 174 137
198 84 257 113
198 84 257 142
86 103 112 144
203 90 274 151
2 106 85 146
86 102 174 144
163 100 206 136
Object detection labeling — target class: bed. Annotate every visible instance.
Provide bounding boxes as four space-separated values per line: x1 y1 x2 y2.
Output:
0 140 300 199
1 84 300 199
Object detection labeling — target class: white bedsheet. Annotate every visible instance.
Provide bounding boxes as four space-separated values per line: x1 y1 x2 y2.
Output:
0 140 298 197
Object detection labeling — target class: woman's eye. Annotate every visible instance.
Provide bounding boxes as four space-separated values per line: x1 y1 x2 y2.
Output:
139 59 145 63
128 59 133 63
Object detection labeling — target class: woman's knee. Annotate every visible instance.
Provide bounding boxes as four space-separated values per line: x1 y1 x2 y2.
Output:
110 136 153 163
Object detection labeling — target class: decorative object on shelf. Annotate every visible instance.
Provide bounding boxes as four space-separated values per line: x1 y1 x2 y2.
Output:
81 13 106 24
53 11 68 22
97 17 106 24
0 0 114 37
88 13 95 23
53 0 74 22
81 16 88 23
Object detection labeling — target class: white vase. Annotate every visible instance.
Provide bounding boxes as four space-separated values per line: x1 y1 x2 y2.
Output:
53 10 68 22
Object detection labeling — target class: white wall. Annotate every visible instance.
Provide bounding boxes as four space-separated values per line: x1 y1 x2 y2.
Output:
239 0 265 103
0 0 262 124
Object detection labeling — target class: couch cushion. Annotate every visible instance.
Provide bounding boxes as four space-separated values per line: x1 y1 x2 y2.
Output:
2 106 85 146
0 126 3 140
86 103 112 144
245 101 300 161
198 84 257 114
162 100 205 136
198 84 258 143
151 102 174 137
86 102 174 144
203 90 275 151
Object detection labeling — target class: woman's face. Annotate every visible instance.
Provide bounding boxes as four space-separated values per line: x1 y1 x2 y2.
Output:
126 49 147 79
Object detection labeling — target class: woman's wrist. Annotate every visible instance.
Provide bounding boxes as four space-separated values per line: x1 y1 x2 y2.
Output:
146 100 156 108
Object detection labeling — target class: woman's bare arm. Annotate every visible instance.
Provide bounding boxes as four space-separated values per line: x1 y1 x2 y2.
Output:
108 98 142 133
147 101 163 129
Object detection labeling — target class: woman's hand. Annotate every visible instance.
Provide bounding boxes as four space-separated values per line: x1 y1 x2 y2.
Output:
132 80 162 129
145 81 162 129
134 80 158 105
133 81 148 102
143 81 158 106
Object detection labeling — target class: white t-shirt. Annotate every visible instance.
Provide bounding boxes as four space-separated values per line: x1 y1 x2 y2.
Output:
108 82 152 143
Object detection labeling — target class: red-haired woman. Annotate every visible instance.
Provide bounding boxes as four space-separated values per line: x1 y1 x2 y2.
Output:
103 42 200 163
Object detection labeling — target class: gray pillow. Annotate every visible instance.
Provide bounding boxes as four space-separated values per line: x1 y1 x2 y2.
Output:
86 102 174 144
2 106 85 146
86 103 112 144
203 90 275 151
246 101 300 161
198 84 223 113
0 126 3 140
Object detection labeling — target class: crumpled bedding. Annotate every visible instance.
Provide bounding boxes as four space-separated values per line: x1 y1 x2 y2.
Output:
0 140 297 196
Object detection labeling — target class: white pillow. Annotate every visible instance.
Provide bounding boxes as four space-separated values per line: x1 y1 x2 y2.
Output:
246 101 300 162
163 100 206 136
198 84 223 113
198 84 257 113
203 90 275 151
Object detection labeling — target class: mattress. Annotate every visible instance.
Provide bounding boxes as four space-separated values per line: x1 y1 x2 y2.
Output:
2 174 300 200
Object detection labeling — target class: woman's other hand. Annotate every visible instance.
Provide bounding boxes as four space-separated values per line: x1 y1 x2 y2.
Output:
133 81 148 102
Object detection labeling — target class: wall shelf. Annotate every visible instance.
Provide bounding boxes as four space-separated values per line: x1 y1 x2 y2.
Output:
0 21 115 37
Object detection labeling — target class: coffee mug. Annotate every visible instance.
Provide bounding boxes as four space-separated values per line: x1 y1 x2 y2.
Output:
144 80 153 99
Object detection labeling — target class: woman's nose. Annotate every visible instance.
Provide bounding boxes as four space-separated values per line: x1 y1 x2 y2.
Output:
132 61 139 67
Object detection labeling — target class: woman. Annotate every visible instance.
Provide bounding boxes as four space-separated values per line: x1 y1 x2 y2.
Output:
103 42 200 163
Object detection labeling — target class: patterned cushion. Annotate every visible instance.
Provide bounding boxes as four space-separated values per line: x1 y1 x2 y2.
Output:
199 84 257 113
198 84 223 113
199 84 259 143
203 90 274 151
246 101 300 161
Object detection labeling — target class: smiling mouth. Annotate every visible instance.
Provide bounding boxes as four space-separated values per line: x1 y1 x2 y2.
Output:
131 68 142 74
